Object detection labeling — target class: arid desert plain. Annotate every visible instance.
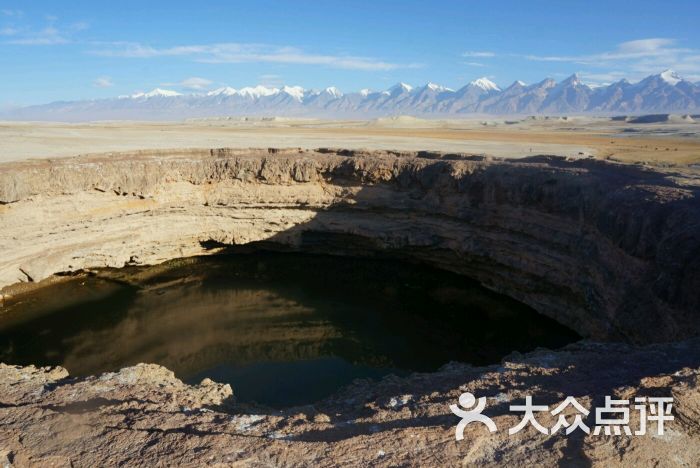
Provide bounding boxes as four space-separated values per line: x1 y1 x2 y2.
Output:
2 114 700 164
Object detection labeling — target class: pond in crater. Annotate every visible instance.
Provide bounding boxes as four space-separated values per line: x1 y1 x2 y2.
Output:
0 252 579 408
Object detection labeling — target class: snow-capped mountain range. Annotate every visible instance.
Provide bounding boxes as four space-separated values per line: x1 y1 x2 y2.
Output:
5 71 700 121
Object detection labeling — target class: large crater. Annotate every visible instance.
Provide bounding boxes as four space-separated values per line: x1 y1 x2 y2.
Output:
0 252 580 408
1 148 699 343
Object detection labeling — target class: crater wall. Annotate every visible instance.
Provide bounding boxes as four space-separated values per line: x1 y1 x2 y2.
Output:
1 148 699 343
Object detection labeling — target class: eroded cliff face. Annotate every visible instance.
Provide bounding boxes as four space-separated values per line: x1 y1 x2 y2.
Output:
1 148 699 343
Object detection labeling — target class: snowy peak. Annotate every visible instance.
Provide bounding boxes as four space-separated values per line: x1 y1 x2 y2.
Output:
238 85 280 99
505 80 526 90
535 78 558 89
10 70 700 120
323 86 343 98
470 77 500 92
659 69 682 86
281 85 305 101
207 87 237 96
555 74 590 90
388 82 413 94
424 82 453 92
560 73 583 87
132 88 182 99
146 88 182 98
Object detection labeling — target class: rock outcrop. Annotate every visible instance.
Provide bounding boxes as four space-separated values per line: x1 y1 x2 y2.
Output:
1 339 699 466
1 148 699 343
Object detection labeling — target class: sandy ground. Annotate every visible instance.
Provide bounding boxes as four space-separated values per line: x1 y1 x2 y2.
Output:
1 116 699 164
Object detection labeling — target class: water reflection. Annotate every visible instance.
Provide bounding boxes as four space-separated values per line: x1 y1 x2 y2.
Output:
0 253 579 407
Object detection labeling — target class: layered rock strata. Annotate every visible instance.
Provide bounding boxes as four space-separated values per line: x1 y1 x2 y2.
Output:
1 148 699 343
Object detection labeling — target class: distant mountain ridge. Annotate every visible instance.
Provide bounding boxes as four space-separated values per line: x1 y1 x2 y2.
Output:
5 70 700 121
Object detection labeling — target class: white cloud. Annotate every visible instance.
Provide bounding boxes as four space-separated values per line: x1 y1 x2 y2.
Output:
2 17 88 45
462 51 495 58
93 76 114 88
7 26 68 45
576 71 628 86
1 9 23 17
178 77 212 90
70 21 89 32
524 38 689 63
616 38 675 55
463 62 485 67
258 74 283 87
90 42 421 71
521 38 700 83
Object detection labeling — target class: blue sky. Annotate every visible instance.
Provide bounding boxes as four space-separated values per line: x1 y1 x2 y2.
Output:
1 0 699 106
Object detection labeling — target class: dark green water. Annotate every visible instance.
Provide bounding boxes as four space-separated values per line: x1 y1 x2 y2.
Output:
0 252 579 407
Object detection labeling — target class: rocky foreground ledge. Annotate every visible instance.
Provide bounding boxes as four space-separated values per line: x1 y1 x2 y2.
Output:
0 339 699 466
